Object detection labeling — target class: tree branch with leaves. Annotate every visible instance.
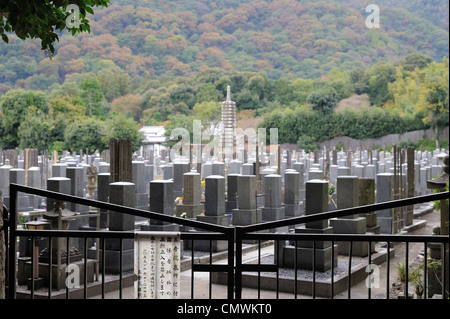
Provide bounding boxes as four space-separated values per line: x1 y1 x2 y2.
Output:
1 0 110 55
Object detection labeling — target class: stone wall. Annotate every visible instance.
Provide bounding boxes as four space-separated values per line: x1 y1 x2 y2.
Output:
280 126 449 151
319 126 449 150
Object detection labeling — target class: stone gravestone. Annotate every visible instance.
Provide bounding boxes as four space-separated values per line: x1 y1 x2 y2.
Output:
52 163 67 178
173 162 190 200
330 176 372 257
9 168 34 212
97 173 110 229
104 182 136 273
27 167 44 209
293 162 305 201
174 172 203 218
359 178 379 234
376 173 399 234
226 174 239 213
284 170 300 218
195 175 230 252
404 147 415 227
282 179 338 272
141 180 178 232
198 175 229 226
109 138 132 183
132 161 149 211
144 163 154 195
228 159 242 175
0 164 11 209
66 166 89 213
242 163 254 175
232 175 262 227
261 174 287 233
46 177 71 216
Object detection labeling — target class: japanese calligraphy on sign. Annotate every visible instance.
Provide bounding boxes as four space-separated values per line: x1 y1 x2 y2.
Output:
134 231 181 299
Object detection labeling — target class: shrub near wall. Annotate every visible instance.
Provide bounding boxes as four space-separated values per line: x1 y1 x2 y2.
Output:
259 105 428 146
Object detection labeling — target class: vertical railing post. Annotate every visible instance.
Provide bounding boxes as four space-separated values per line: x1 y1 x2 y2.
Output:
234 226 244 300
0 193 5 300
7 184 17 299
227 228 235 299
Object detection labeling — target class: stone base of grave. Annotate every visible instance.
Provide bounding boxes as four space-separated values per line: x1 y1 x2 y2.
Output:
19 258 95 290
232 208 262 226
185 215 231 253
184 229 229 252
27 277 46 291
232 209 264 244
294 226 334 249
262 207 288 233
364 213 380 234
175 204 204 218
282 244 338 272
330 217 375 257
284 203 301 217
196 215 230 227
140 223 180 232
16 270 135 299
330 217 366 234
88 248 134 274
88 237 134 273
288 225 338 272
333 241 376 257
262 206 285 221
213 244 395 298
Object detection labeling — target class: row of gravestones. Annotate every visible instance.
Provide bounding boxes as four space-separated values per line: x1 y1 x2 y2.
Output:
2 147 448 275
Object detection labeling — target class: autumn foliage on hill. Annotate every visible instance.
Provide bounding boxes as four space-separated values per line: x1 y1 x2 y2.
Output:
0 0 448 152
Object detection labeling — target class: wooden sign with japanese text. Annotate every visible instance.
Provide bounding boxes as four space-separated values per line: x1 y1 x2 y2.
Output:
134 231 181 299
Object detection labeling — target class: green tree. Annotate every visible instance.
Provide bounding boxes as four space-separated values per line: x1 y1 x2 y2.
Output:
297 134 319 153
196 82 218 103
192 101 221 123
0 89 48 148
417 59 449 148
18 106 53 151
79 77 108 118
164 114 195 148
307 88 338 113
363 62 396 107
395 53 433 72
0 0 110 54
102 113 144 151
64 118 106 152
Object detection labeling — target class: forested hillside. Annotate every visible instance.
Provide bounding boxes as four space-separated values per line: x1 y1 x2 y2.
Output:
0 0 448 152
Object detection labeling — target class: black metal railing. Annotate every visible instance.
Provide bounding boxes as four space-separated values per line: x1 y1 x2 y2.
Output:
2 183 449 299
234 191 449 299
3 183 234 299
